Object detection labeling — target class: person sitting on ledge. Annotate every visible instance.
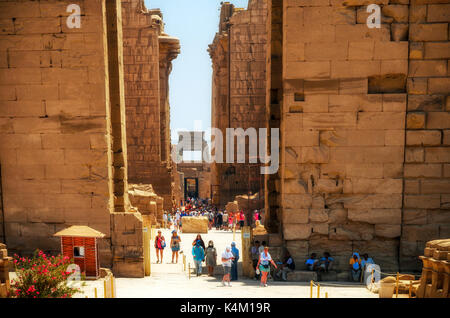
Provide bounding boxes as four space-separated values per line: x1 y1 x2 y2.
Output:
349 252 362 282
305 253 319 271
275 250 295 281
317 252 334 273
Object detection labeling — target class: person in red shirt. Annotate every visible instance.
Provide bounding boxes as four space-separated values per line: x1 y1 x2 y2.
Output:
239 211 245 229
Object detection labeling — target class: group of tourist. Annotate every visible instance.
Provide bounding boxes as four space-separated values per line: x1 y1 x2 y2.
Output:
156 199 380 286
162 197 263 234
305 251 376 281
190 233 240 286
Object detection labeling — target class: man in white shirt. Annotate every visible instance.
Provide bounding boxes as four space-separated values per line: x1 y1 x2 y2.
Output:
163 212 168 229
221 246 234 286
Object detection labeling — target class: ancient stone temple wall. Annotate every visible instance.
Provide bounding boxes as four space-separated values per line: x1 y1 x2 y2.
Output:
267 0 450 272
209 0 268 207
0 0 110 262
122 0 180 211
0 0 144 277
401 0 450 271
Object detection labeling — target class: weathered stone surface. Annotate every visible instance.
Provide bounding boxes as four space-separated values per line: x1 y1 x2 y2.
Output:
348 209 401 224
375 225 401 238
181 217 209 234
226 201 239 213
283 224 312 240
286 270 317 282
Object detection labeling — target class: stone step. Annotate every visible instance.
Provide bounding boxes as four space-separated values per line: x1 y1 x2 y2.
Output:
286 270 318 282
318 271 337 281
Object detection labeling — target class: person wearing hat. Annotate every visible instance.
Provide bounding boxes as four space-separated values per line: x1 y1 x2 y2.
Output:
154 230 166 264
192 240 205 276
170 230 181 264
230 242 240 281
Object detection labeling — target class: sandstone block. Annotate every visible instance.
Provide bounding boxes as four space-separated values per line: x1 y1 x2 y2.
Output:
357 112 405 130
348 41 374 60
285 61 331 79
284 179 308 194
381 5 409 23
375 225 401 238
405 147 424 163
425 147 450 163
181 217 208 234
391 23 409 41
424 42 450 59
428 78 450 94
409 60 447 77
409 23 448 42
402 224 439 242
329 223 374 241
404 164 442 178
309 209 329 223
406 112 426 129
404 180 420 194
348 208 401 224
421 180 450 194
427 4 450 22
304 42 348 61
409 4 427 23
283 224 312 240
404 194 441 209
406 130 441 146
282 209 309 224
374 41 408 60
407 78 427 95
331 60 381 79
403 209 427 225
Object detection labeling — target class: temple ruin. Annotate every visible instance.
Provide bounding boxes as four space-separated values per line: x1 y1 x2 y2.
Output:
0 0 448 279
209 0 268 208
264 0 450 272
0 0 179 277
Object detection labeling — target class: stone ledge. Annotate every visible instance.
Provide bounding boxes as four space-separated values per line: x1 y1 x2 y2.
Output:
286 270 318 282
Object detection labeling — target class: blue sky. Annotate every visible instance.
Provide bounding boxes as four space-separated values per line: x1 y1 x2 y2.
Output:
144 0 249 144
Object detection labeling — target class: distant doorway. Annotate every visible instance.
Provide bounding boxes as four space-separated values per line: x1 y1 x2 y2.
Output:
184 178 199 200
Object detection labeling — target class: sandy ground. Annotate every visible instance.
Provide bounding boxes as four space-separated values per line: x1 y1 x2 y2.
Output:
74 227 381 298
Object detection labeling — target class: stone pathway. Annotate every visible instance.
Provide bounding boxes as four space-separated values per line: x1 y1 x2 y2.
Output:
75 227 379 298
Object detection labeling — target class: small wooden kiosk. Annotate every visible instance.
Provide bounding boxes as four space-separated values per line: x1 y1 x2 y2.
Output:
54 226 105 279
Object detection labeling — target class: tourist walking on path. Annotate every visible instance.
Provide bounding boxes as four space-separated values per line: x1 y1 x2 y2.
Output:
239 211 245 229
228 213 234 231
251 240 261 280
170 230 181 264
256 246 277 287
221 246 234 286
217 211 223 230
163 212 168 229
192 240 205 276
230 242 240 281
154 230 166 264
208 211 214 230
205 240 217 276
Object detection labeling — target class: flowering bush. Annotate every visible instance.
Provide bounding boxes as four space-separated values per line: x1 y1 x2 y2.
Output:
11 250 81 298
